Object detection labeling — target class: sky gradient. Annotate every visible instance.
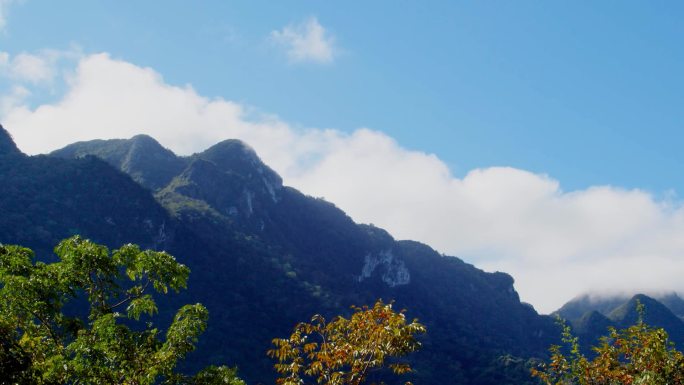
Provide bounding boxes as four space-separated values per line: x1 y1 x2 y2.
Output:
1 1 683 313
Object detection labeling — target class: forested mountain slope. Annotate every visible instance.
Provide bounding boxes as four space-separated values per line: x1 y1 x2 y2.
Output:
556 293 684 353
2 126 562 384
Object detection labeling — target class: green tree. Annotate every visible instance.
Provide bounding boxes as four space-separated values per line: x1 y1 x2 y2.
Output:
268 299 426 385
0 236 244 385
532 304 684 385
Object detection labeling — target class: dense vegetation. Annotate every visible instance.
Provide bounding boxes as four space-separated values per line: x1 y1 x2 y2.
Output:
0 236 243 385
269 300 425 385
533 303 684 384
4 236 684 384
1 237 431 385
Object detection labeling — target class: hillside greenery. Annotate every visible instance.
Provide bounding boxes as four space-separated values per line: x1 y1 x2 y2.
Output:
534 303 684 385
0 236 243 385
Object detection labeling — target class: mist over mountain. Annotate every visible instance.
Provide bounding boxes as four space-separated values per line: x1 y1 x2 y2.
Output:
3 127 567 384
555 293 684 352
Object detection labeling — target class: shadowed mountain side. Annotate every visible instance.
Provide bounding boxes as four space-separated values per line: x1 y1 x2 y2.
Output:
609 295 684 345
657 293 684 320
3 132 564 384
0 147 174 257
0 125 22 157
570 311 614 348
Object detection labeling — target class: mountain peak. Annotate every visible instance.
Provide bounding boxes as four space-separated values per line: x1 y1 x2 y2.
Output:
200 139 262 167
129 134 162 148
620 294 667 317
0 124 22 156
199 139 283 193
608 294 684 332
51 135 185 191
556 293 684 353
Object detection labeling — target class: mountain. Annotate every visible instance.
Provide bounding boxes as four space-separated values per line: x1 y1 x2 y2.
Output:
557 292 684 323
2 130 564 384
657 292 684 319
608 295 684 345
555 293 630 322
0 124 22 158
52 135 186 191
0 127 175 257
555 293 684 353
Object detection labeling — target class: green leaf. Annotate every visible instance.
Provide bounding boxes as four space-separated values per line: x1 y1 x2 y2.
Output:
127 294 158 320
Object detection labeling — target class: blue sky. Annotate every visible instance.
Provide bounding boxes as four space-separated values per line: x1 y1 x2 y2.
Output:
5 1 683 191
2 1 684 312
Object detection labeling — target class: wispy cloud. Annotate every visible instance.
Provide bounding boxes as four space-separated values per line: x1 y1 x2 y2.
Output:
0 84 29 115
4 53 684 313
270 17 337 64
0 48 82 84
0 0 18 31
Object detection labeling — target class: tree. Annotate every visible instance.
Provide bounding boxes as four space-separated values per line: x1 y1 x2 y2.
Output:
268 299 426 385
0 236 244 385
532 303 684 385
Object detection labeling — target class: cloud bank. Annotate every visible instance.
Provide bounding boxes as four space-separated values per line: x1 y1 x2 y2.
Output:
3 53 684 313
271 17 337 64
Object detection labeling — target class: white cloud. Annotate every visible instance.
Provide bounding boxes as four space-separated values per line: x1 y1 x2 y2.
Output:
0 84 29 115
8 53 55 83
271 17 337 64
4 53 684 313
0 48 82 84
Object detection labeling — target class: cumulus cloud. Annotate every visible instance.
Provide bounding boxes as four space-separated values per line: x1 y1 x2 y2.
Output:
3 53 684 313
271 17 337 64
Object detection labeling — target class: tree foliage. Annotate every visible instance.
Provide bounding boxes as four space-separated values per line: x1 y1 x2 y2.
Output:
268 300 426 385
0 236 243 385
532 302 684 385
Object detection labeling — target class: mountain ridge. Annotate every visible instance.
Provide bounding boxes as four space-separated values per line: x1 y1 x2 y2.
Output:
4 130 561 384
0 124 22 157
51 135 186 190
556 293 684 353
